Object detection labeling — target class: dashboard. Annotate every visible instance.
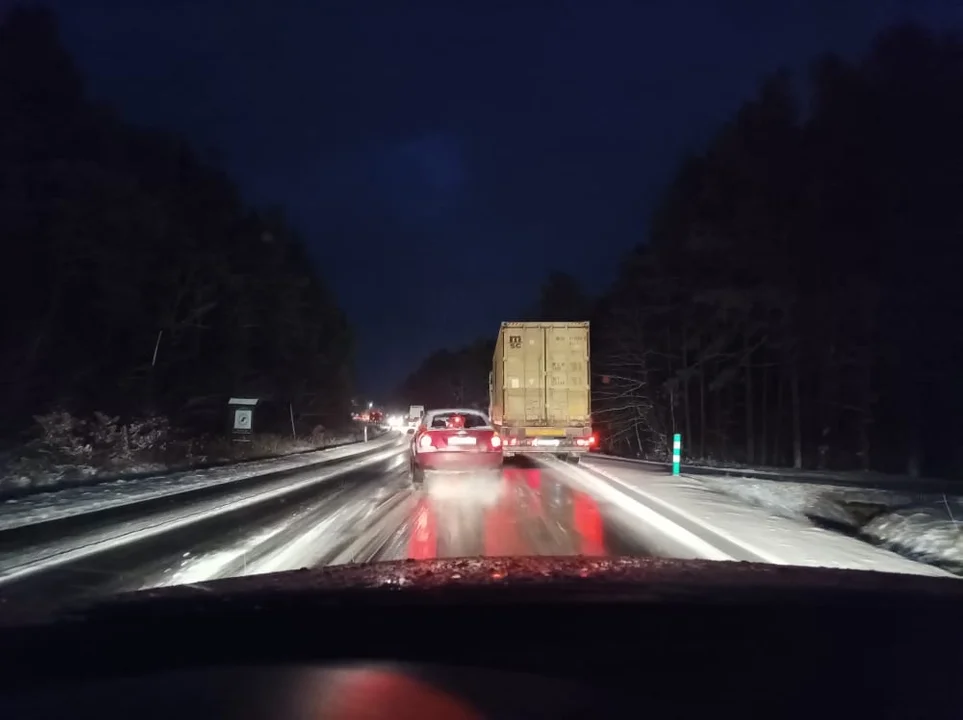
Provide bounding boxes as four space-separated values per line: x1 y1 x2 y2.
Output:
1 559 962 718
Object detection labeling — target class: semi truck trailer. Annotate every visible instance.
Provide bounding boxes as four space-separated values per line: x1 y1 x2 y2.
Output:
489 321 595 463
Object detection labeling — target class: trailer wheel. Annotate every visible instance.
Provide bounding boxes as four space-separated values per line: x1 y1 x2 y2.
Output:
567 454 581 465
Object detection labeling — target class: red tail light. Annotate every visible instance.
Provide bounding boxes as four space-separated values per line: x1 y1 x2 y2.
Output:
575 434 597 447
490 434 502 449
418 434 434 450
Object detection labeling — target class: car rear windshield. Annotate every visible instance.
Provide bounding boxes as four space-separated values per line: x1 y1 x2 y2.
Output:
429 412 489 429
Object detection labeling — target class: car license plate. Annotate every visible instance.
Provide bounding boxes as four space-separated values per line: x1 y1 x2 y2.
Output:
448 436 476 446
534 438 560 447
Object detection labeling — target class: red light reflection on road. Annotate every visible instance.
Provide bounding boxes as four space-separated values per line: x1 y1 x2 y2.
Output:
407 495 437 560
572 489 605 555
483 473 524 556
405 466 609 560
521 467 540 492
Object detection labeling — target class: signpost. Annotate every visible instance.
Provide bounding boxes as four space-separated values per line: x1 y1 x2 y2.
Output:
228 397 259 442
672 433 681 476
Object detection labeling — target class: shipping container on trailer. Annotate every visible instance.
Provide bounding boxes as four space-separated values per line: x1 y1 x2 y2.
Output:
489 321 595 463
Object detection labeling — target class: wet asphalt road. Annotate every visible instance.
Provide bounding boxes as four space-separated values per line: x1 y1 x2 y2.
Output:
0 446 655 607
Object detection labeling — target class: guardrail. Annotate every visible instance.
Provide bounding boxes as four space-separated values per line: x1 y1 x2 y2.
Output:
585 452 961 493
589 452 816 481
0 433 398 543
0 436 405 591
0 425 389 503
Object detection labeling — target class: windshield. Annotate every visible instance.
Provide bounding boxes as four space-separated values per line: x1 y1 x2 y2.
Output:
429 413 489 430
0 3 960 611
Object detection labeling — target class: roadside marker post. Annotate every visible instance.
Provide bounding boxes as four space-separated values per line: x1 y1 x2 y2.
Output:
672 433 681 476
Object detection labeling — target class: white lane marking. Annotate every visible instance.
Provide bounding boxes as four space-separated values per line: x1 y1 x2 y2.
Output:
0 446 405 585
537 458 736 562
580 461 783 564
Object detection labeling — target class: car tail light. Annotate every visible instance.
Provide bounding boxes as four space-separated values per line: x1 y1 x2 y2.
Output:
418 434 434 450
490 434 502 449
575 435 597 447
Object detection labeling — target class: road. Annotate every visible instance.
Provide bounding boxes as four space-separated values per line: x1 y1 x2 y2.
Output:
0 433 953 609
0 442 656 607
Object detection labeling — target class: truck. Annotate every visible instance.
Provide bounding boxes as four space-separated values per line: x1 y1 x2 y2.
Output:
407 405 425 431
489 321 595 463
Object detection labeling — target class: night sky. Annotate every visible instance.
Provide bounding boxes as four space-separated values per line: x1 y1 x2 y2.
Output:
44 0 961 398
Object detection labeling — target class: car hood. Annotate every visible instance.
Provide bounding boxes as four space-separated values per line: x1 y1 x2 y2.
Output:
3 556 961 627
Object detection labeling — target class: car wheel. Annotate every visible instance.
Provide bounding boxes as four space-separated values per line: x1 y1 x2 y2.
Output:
568 453 581 465
411 465 425 488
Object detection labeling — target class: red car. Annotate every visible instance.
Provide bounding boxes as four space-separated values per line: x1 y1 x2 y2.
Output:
410 408 503 486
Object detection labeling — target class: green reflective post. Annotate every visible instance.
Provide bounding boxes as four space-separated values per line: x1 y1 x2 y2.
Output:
672 433 681 476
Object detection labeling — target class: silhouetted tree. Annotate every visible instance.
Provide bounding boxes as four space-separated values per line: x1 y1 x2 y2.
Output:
395 339 495 412
0 6 353 437
593 23 963 477
529 271 591 322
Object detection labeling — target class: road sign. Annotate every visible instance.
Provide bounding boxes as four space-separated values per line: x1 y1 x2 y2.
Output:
228 397 259 437
234 408 252 431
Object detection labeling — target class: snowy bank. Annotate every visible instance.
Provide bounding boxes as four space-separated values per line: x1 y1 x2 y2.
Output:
0 409 380 498
699 474 963 575
0 431 399 532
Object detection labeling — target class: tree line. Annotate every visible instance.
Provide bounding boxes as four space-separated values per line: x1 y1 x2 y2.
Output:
400 23 963 479
0 7 353 439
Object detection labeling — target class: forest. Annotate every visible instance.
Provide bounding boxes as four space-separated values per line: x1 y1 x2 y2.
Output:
3 7 961 479
0 7 354 443
398 23 963 479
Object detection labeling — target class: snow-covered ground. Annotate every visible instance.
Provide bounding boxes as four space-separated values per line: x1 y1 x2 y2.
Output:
0 432 401 532
564 456 955 578
696 474 963 575
0 428 377 497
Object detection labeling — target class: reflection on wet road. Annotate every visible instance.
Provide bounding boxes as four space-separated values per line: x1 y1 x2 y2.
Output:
141 456 653 589
392 465 629 561
0 449 656 605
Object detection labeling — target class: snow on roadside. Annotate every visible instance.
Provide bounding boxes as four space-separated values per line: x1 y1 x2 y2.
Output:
699 474 963 575
863 505 963 573
0 430 369 496
0 432 400 532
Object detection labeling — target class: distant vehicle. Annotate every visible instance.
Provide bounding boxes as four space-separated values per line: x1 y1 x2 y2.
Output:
406 405 425 432
409 408 503 486
489 321 596 463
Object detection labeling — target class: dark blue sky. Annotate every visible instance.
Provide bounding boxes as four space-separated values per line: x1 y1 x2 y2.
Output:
44 0 961 398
